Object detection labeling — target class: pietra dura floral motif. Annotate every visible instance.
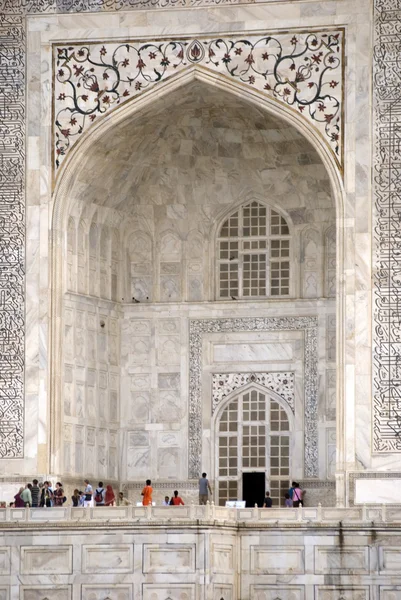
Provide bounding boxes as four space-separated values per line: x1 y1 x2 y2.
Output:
212 372 295 414
54 30 343 171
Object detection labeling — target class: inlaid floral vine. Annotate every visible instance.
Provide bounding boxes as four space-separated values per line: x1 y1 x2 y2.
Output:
54 30 343 172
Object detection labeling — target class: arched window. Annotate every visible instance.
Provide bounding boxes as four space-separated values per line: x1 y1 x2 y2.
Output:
217 201 290 299
216 388 291 506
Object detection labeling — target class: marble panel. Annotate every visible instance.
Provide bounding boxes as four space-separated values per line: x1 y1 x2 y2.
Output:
212 585 233 600
143 544 195 573
250 546 304 575
143 585 195 600
315 587 369 600
0 549 10 575
157 336 180 365
82 545 133 573
81 585 132 600
21 587 71 600
127 448 150 478
314 546 369 574
20 546 72 574
355 479 401 504
211 543 234 572
127 391 150 423
250 586 304 600
157 447 181 477
380 588 401 600
213 343 293 362
378 547 401 574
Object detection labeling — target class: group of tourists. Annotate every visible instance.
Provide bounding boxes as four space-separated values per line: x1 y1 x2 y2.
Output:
9 475 303 509
263 482 304 508
10 479 127 508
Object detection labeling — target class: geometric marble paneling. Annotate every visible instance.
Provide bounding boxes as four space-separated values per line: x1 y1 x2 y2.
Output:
20 546 72 574
0 589 7 600
314 587 369 600
143 544 195 573
21 587 71 600
82 545 133 573
314 546 369 574
250 546 304 575
81 585 132 600
250 586 304 600
143 585 195 600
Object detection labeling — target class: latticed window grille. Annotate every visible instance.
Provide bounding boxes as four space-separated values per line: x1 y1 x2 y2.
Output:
217 389 290 507
217 202 290 299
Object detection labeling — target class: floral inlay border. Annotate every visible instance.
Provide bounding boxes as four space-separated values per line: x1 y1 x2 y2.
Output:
54 30 343 173
212 372 295 414
189 317 318 479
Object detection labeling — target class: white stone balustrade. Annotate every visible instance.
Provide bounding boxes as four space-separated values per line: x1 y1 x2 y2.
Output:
0 503 398 525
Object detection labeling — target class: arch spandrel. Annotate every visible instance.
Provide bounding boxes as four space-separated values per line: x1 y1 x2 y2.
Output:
53 29 344 177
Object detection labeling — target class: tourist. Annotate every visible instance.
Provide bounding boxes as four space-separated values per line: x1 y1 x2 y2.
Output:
170 490 184 505
162 496 170 506
15 487 25 507
117 492 130 506
0 502 5 508
284 493 293 507
20 484 32 507
83 479 93 507
263 491 272 508
105 485 116 506
40 481 53 507
292 482 303 507
9 502 15 508
199 472 212 505
94 481 105 506
78 491 85 507
141 479 153 506
31 479 40 508
53 482 65 506
71 489 80 507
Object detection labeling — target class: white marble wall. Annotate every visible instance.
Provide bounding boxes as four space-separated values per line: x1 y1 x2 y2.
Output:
0 521 400 600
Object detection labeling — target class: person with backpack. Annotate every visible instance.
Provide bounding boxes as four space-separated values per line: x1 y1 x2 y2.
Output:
292 482 304 507
94 482 106 506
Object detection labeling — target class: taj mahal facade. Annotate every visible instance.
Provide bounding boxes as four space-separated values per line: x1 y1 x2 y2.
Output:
1 0 401 598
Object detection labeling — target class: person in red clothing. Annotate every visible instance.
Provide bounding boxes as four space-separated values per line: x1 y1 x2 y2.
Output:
141 479 153 506
170 490 184 506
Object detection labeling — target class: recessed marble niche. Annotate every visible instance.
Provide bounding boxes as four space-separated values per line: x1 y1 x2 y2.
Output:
60 79 336 495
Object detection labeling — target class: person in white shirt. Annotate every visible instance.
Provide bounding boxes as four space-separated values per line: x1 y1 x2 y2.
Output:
83 479 93 507
162 496 170 506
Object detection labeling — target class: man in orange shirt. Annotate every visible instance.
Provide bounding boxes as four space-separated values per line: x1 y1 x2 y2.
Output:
141 479 153 506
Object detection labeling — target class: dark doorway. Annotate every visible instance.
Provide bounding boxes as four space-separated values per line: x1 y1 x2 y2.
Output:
242 472 265 507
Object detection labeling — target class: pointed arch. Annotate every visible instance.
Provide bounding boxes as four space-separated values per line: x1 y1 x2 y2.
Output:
49 69 345 479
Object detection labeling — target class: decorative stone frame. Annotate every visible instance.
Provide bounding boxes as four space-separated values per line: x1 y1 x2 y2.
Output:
189 316 318 478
